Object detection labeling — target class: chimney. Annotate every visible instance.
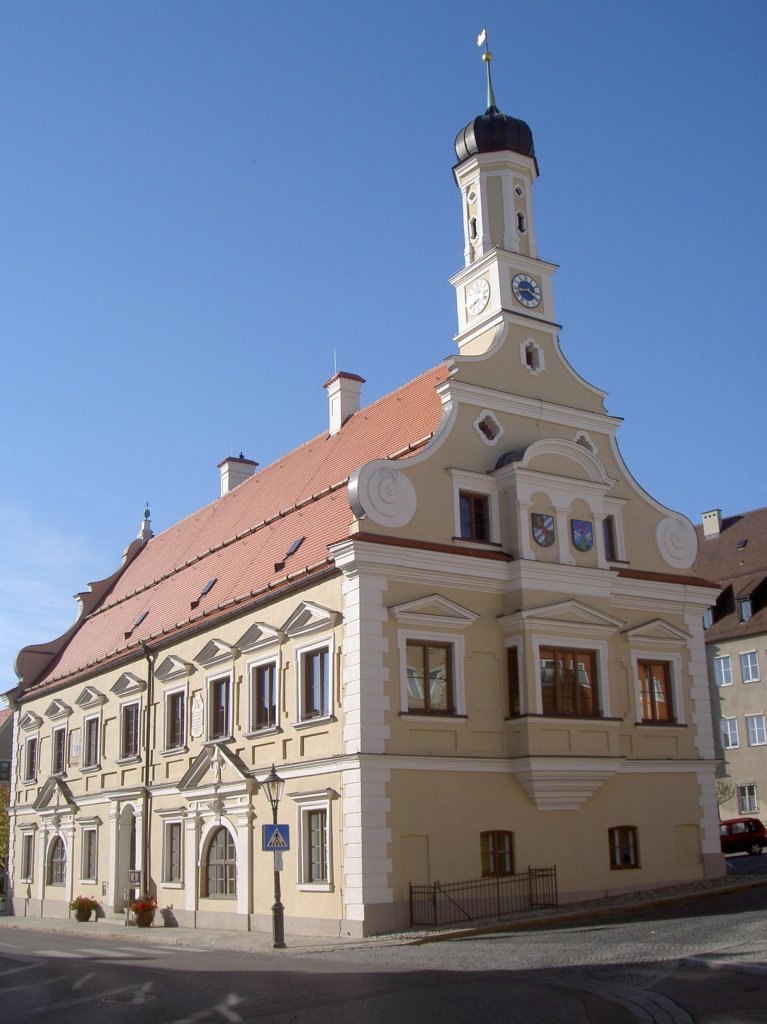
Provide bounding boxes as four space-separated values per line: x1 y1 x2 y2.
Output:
324 372 365 436
218 454 258 496
702 509 722 539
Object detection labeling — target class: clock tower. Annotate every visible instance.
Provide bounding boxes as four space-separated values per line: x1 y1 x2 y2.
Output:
451 45 558 354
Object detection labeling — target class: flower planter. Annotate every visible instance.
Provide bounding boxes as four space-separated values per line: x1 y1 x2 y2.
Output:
134 910 154 928
74 907 92 922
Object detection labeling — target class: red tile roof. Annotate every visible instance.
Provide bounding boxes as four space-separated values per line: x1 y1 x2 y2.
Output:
18 365 449 695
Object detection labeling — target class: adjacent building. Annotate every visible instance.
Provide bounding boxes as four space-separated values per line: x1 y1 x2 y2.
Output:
4 60 724 937
695 507 767 820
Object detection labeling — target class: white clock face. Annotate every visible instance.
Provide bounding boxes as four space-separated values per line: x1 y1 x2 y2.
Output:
512 273 542 308
466 278 490 316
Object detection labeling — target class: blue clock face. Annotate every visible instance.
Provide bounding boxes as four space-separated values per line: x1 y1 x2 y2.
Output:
512 274 541 308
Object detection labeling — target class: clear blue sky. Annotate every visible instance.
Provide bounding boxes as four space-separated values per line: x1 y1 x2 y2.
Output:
2 0 765 698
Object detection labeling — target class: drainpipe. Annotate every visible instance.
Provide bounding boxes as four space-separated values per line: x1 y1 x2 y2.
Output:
140 643 155 896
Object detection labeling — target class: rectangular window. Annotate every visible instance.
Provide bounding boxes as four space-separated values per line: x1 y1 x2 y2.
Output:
738 784 758 814
0 760 10 781
24 737 38 782
21 833 34 881
741 651 760 683
603 515 617 561
540 647 599 717
638 660 675 723
251 662 277 730
609 826 639 869
81 830 97 880
738 598 753 623
164 822 183 883
165 691 186 750
406 641 454 715
120 703 140 758
459 491 489 541
481 830 514 877
307 809 328 883
82 716 99 768
722 717 739 749
301 649 330 721
52 726 67 774
208 675 231 739
507 647 520 717
714 656 733 687
746 714 767 747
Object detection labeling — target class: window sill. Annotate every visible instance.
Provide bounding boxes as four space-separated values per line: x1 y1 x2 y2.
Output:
115 755 141 766
297 882 334 892
610 864 640 870
452 536 503 549
244 726 282 739
161 881 184 889
636 721 686 728
199 894 237 902
205 736 233 745
81 763 101 773
23 778 37 785
292 715 336 731
161 746 189 756
518 713 621 723
78 878 98 885
400 712 468 722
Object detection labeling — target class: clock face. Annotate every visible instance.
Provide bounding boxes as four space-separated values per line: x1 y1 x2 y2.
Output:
466 278 490 316
512 273 542 308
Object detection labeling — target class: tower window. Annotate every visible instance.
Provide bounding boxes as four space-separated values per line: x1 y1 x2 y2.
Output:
516 211 527 234
469 217 477 241
521 339 544 374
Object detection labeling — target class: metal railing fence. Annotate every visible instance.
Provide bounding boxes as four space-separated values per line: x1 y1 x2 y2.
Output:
409 866 558 927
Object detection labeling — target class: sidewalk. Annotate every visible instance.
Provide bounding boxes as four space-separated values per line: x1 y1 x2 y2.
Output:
1 873 766 958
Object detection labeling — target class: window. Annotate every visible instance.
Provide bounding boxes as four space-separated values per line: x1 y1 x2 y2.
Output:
205 827 236 897
741 651 760 684
301 648 330 721
164 822 183 883
738 598 753 623
24 737 38 782
251 662 277 730
540 647 599 717
0 759 10 781
714 655 733 687
722 718 739 749
48 836 66 886
459 492 489 541
609 826 639 869
307 809 328 883
746 714 767 747
507 647 520 717
21 833 35 881
82 716 100 768
52 726 66 775
603 516 617 561
481 830 514 877
120 702 140 758
738 784 758 814
81 830 97 880
702 608 713 630
165 690 186 750
638 660 675 723
208 674 231 739
406 641 454 715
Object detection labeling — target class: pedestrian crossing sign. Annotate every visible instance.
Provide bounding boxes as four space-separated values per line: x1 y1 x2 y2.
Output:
262 824 290 850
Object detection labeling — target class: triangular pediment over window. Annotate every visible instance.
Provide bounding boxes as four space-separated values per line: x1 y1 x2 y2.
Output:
111 672 147 697
281 602 341 638
19 711 42 732
194 638 236 668
155 655 195 683
236 621 286 652
623 619 690 645
44 699 72 721
390 595 478 629
33 775 77 813
501 599 624 639
178 743 252 792
75 686 106 709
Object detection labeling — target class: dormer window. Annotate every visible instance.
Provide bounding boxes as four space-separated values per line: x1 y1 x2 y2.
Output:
738 597 753 623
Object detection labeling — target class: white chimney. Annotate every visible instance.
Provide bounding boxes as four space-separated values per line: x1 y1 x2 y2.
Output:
702 509 722 538
324 372 365 436
218 455 258 496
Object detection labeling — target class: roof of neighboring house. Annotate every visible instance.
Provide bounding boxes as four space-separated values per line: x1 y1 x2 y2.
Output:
694 507 767 644
0 709 11 730
13 364 449 698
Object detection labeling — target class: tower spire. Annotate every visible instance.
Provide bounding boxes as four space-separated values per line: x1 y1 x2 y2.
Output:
477 27 497 112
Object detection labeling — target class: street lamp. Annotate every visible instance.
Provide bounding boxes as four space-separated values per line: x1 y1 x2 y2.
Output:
262 764 286 948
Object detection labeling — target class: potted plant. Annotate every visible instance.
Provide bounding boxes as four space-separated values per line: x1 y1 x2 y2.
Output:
129 894 157 928
70 895 100 922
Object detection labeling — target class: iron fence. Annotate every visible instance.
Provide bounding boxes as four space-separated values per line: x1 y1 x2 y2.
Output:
409 866 558 928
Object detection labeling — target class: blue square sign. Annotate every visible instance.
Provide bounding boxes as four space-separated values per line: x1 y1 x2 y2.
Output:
262 824 290 851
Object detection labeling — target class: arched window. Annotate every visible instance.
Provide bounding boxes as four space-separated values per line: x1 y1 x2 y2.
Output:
48 836 66 886
205 827 236 897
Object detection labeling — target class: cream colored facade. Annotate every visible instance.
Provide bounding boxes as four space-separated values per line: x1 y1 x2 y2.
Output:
5 85 724 937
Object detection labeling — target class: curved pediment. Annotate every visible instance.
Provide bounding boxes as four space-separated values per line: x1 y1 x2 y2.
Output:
496 437 614 486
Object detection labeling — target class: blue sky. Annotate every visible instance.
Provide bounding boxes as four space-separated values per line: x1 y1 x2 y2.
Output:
1 1 765 699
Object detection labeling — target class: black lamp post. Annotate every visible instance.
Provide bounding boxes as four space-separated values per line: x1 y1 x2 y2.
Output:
262 764 286 949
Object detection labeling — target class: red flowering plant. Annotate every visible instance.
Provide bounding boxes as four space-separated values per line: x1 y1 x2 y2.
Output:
70 895 100 914
129 894 157 913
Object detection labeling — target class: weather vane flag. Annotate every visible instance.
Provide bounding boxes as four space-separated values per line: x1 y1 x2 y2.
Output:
477 26 487 48
476 27 497 110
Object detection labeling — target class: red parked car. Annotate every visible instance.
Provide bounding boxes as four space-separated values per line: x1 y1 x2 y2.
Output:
720 817 767 855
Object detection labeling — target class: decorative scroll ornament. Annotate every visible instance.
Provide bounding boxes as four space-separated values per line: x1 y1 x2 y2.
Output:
656 516 697 569
350 465 417 527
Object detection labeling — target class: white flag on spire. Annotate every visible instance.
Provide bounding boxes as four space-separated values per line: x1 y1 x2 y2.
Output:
477 27 487 47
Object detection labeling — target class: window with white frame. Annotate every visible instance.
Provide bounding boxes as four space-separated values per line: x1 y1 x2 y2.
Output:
119 702 140 759
294 792 333 890
722 717 739 749
163 821 183 883
449 469 500 545
20 831 35 881
738 597 753 623
746 714 767 747
207 673 232 740
250 660 278 731
738 784 758 814
48 835 66 886
24 736 39 782
165 689 186 750
714 655 733 687
741 651 760 684
608 826 639 869
51 726 67 775
81 829 97 880
82 715 100 768
298 647 331 722
406 640 455 715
